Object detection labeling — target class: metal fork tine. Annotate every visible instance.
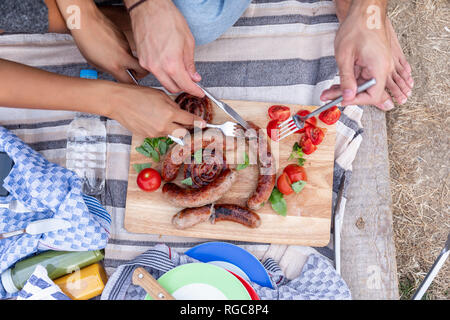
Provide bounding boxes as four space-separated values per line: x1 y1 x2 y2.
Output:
278 116 293 128
279 122 297 135
277 128 296 141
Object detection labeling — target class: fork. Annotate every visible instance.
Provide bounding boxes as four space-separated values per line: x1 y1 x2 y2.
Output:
277 78 376 141
206 121 242 137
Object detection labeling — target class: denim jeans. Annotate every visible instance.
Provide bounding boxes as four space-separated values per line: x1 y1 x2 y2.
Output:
172 0 252 45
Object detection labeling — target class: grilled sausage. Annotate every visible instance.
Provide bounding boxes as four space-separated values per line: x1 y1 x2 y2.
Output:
161 129 223 182
175 93 213 129
171 204 261 229
212 204 261 228
162 168 238 207
246 122 277 210
172 205 213 229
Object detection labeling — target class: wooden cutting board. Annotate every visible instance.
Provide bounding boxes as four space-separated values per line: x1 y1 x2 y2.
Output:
124 99 336 246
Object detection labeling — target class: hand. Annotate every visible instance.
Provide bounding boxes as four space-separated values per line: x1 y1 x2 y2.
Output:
321 2 394 109
56 0 148 83
108 84 206 138
126 0 204 97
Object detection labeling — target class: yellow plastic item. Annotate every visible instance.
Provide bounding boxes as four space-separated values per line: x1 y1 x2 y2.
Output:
53 263 108 300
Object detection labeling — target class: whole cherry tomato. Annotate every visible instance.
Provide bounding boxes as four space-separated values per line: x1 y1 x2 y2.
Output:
137 168 161 192
319 106 341 125
299 135 317 155
267 119 280 141
305 126 325 145
268 105 290 122
283 164 307 183
295 110 317 133
277 172 294 195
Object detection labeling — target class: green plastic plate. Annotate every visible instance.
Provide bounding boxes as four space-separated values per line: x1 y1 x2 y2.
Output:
144 263 251 300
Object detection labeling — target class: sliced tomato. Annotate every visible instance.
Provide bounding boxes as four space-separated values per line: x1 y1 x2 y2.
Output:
305 126 325 145
299 135 317 155
267 119 280 141
137 168 161 192
283 164 307 183
319 106 341 125
294 110 317 133
277 172 294 195
268 105 290 122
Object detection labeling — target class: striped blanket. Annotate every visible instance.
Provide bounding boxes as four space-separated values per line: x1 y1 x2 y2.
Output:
0 0 363 281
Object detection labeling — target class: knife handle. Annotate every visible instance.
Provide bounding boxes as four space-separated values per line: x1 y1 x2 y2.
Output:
0 229 25 239
132 267 175 300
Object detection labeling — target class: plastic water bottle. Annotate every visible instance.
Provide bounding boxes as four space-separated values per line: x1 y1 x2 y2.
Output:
66 69 106 195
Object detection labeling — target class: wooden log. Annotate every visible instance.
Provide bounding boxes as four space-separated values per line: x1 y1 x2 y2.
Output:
340 106 399 300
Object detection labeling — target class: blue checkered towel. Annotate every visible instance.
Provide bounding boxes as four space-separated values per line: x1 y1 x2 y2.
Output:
0 126 110 298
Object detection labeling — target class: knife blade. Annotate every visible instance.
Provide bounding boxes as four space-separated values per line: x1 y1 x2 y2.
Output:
196 84 251 130
0 218 71 239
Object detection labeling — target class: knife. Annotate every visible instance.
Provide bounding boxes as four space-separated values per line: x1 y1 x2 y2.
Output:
0 218 71 239
196 84 251 130
126 69 185 146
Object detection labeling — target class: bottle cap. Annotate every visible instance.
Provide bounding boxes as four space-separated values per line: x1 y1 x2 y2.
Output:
1 268 19 293
80 69 98 79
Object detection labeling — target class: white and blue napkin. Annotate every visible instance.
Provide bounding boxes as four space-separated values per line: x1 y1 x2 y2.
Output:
0 126 110 298
17 265 70 300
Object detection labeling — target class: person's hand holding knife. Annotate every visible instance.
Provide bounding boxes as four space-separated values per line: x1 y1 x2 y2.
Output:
123 0 205 98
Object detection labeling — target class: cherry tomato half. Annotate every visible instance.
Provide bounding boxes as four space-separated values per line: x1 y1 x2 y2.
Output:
305 126 325 145
267 119 280 141
295 110 317 133
137 168 161 192
268 105 290 122
283 164 307 183
277 172 294 195
299 135 317 155
319 106 341 125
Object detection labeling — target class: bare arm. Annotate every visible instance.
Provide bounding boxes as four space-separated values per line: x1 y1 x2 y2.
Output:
0 59 113 114
0 59 205 137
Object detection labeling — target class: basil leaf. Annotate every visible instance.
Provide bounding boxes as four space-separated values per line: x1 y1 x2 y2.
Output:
136 146 151 158
158 141 168 155
194 149 203 164
133 163 152 174
142 139 155 151
297 157 306 166
269 187 283 204
271 198 287 216
269 187 287 216
290 142 306 166
166 137 174 146
149 149 159 162
180 177 193 186
292 180 307 193
236 152 249 171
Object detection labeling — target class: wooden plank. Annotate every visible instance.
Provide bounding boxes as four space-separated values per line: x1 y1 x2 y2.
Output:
124 99 336 246
340 106 399 299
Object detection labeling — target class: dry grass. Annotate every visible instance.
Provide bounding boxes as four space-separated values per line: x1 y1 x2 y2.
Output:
387 0 449 300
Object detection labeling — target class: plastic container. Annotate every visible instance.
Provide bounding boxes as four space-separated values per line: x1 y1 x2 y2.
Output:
66 69 106 195
0 250 104 293
53 263 108 300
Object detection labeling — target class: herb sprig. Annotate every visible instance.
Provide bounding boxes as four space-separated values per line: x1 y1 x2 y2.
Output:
136 137 174 162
